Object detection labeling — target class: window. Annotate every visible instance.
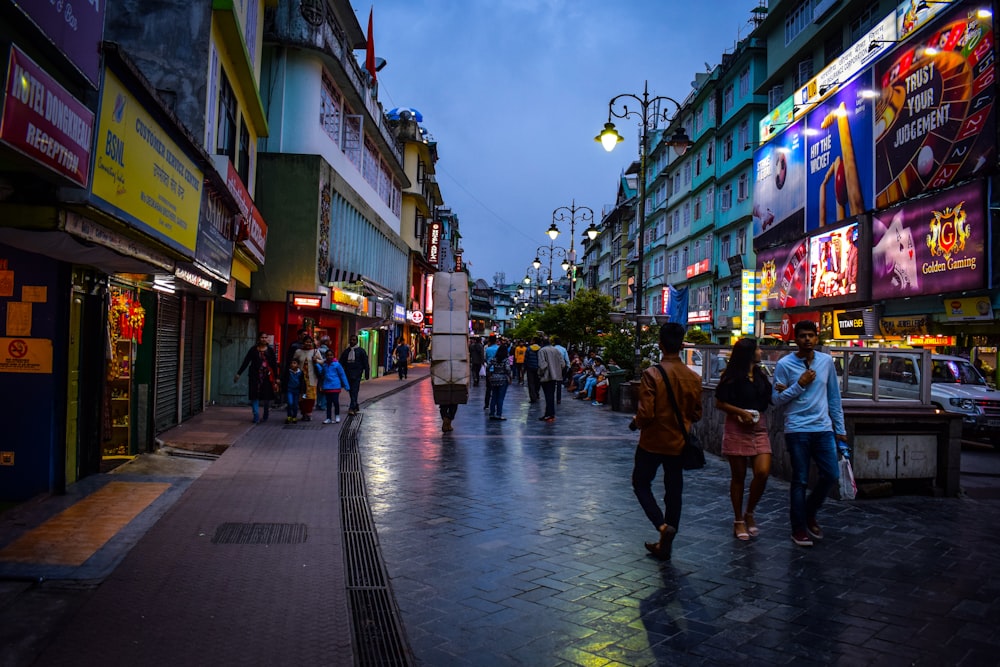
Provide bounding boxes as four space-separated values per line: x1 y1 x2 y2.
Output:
737 173 749 202
720 285 732 312
737 226 746 254
739 67 751 97
694 240 701 261
723 133 733 161
738 120 749 152
669 252 679 274
215 70 237 162
785 0 814 46
670 211 680 234
721 184 733 211
706 144 713 165
683 161 691 185
705 185 714 213
849 4 879 44
320 75 342 146
721 234 731 259
682 202 690 227
768 84 784 110
695 151 702 177
237 116 250 185
682 246 689 267
796 59 814 87
693 197 701 220
723 84 734 114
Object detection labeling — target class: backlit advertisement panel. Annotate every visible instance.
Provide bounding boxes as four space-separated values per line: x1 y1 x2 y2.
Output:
874 4 994 208
805 73 875 231
12 0 105 86
91 69 202 256
871 180 986 301
0 46 93 187
756 238 809 311
752 121 806 248
808 221 863 306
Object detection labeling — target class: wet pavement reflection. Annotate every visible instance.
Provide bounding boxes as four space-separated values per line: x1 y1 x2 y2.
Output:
361 380 1000 665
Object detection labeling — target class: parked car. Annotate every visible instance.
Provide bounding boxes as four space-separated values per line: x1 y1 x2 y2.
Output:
845 351 1000 443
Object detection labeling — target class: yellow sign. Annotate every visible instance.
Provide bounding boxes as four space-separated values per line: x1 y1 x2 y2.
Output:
92 69 202 255
0 337 53 374
944 296 994 322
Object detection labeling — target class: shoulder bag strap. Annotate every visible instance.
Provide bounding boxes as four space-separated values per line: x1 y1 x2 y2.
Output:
652 363 689 439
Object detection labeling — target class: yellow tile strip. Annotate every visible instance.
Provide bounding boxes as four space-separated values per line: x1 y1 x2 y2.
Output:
0 481 170 566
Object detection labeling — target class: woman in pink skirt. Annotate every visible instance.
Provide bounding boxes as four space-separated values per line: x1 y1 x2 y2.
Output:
715 338 773 541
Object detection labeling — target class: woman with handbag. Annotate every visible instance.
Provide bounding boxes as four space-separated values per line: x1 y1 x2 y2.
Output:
234 332 280 424
715 338 773 541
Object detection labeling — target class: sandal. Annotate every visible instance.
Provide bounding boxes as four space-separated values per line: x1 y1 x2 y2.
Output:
733 521 750 541
744 512 760 537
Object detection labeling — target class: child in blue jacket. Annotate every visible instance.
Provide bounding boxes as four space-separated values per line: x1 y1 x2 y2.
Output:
315 350 350 423
286 358 304 423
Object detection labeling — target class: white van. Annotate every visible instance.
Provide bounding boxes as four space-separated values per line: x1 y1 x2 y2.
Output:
845 352 1000 443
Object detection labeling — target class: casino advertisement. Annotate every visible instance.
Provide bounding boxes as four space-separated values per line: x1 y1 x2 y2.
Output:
808 220 869 307
871 180 985 301
804 73 875 232
874 3 995 208
756 238 809 311
752 121 806 248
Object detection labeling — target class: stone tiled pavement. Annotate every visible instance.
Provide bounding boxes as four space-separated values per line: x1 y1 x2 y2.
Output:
362 380 1000 666
2 368 999 666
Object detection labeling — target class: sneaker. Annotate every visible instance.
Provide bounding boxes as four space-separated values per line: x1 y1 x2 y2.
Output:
791 530 814 547
323 418 332 424
291 417 297 423
806 519 824 541
542 416 555 422
335 416 340 423
285 417 292 424
591 401 601 406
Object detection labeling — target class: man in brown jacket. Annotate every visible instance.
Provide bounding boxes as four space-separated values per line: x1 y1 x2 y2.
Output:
629 323 703 560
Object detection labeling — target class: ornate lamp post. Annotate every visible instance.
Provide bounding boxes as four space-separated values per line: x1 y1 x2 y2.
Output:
523 266 549 309
533 243 570 303
548 201 598 302
597 81 692 375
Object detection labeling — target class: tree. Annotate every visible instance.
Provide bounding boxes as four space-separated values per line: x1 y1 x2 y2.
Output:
685 327 711 345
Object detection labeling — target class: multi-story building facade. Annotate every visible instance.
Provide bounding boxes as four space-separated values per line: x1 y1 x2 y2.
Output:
749 0 998 380
0 0 253 499
255 0 411 376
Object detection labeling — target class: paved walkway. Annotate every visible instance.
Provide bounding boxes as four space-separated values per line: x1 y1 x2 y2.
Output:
1 368 999 665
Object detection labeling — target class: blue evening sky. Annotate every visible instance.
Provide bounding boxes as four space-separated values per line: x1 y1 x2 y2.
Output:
365 0 762 286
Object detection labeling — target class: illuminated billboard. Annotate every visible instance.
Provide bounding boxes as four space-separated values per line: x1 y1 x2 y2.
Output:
871 180 986 301
808 220 865 306
804 73 875 232
874 4 994 208
752 121 806 248
756 238 809 311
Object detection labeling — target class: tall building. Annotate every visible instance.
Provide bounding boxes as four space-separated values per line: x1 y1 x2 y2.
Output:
749 0 998 378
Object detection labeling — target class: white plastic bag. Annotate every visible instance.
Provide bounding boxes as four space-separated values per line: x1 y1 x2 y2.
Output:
479 365 487 378
838 457 857 500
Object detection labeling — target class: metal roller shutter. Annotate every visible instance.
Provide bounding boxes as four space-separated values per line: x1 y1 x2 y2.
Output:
154 294 181 433
182 297 206 420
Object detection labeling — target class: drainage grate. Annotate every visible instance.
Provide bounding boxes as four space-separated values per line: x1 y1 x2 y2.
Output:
211 522 307 544
339 413 413 666
349 588 410 667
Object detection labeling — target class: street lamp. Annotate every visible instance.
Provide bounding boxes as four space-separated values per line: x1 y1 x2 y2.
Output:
524 266 549 308
534 243 569 303
597 80 692 375
549 201 595 301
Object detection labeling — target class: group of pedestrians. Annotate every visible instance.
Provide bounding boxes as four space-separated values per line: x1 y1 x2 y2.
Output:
235 330 371 425
468 333 572 423
632 320 847 561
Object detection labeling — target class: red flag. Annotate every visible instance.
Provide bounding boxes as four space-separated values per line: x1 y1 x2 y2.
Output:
365 7 377 83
